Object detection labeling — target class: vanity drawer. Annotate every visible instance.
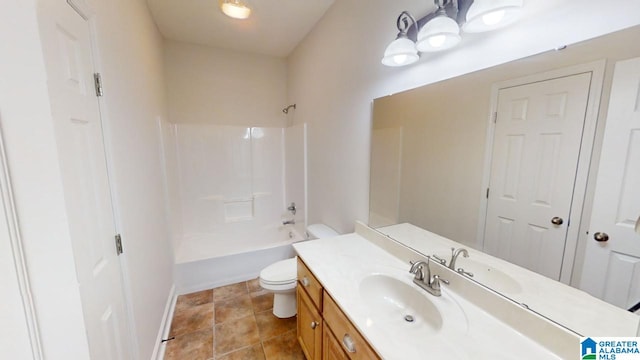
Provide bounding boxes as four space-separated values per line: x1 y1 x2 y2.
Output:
298 257 323 310
323 292 380 360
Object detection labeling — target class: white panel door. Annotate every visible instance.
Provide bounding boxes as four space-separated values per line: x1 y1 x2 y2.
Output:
580 57 640 310
484 73 592 280
37 2 131 359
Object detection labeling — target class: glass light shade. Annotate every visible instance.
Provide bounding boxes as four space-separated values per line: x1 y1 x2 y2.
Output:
462 0 523 33
381 37 419 67
416 15 461 52
221 0 251 20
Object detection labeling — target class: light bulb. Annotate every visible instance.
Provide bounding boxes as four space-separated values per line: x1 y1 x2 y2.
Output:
482 10 505 25
416 14 460 52
393 54 408 64
221 1 251 19
428 35 446 48
382 37 418 67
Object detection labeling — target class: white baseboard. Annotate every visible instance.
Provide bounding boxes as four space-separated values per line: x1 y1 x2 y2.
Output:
151 284 176 360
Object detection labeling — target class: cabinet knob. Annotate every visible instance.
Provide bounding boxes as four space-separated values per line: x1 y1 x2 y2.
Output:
310 321 318 329
301 277 310 286
342 334 356 353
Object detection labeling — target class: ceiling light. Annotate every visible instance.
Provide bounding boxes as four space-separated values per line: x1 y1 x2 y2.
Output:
462 0 523 33
416 7 461 52
220 0 251 20
381 12 419 67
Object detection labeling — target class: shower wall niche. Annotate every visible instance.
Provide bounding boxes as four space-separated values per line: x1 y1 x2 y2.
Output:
160 122 307 264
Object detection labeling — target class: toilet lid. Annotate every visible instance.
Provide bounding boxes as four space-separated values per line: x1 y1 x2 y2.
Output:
260 257 297 285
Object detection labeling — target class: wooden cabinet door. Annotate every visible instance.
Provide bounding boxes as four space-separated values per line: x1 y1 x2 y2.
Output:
297 285 322 360
323 324 349 360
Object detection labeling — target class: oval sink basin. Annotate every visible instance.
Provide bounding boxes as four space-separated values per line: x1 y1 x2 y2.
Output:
359 274 443 333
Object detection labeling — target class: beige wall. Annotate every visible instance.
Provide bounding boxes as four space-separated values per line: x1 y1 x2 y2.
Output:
164 40 287 127
287 0 640 237
373 74 489 244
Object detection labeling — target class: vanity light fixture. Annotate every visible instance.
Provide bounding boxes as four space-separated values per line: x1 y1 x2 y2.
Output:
382 0 524 67
381 11 420 67
220 0 251 20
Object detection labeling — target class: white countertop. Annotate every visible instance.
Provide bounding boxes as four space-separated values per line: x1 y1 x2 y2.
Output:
294 231 574 359
377 223 640 337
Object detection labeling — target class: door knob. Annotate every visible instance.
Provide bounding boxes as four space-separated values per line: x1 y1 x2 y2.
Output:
594 232 609 242
310 321 318 329
551 217 564 225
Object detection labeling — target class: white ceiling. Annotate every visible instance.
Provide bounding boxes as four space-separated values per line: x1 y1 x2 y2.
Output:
147 0 335 58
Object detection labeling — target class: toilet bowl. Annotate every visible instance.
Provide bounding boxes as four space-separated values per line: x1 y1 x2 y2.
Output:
259 223 338 318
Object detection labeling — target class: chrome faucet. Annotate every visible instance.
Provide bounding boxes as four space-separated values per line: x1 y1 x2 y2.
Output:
449 247 469 271
282 219 295 225
409 257 448 297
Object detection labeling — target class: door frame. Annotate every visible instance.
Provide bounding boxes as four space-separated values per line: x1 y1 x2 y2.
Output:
0 119 44 359
475 60 606 284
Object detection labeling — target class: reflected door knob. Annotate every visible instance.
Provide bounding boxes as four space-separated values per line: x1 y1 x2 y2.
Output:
594 232 609 242
551 217 564 225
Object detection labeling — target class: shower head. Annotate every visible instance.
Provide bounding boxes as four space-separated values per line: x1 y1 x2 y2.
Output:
282 104 296 114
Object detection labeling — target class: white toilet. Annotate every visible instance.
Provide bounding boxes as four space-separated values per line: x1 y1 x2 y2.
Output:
259 224 338 318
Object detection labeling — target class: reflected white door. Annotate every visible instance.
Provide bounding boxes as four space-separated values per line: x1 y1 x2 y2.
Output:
580 57 640 310
38 1 131 359
484 73 592 280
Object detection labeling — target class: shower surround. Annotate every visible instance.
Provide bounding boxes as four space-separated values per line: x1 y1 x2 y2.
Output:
160 122 307 291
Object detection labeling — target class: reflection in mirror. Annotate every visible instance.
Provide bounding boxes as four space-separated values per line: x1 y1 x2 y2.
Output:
370 25 640 336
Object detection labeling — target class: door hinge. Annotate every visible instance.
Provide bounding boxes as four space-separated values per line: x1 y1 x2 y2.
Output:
486 187 490 199
492 112 497 123
114 234 123 255
94 73 103 97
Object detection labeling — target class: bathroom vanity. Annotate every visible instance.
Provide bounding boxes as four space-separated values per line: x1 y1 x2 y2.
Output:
292 222 633 359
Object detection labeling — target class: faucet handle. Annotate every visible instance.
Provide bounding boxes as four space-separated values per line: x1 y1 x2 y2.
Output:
456 268 474 277
432 274 449 284
430 275 449 291
287 202 296 215
432 254 447 265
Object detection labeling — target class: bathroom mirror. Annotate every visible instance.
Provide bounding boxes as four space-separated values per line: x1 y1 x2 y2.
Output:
369 25 640 335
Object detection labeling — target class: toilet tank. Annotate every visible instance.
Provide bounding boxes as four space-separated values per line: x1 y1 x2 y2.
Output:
306 224 339 239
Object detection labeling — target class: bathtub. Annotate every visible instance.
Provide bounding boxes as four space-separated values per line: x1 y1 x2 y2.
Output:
174 224 305 294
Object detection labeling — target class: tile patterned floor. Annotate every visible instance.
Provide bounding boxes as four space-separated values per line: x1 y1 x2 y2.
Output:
164 279 304 360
